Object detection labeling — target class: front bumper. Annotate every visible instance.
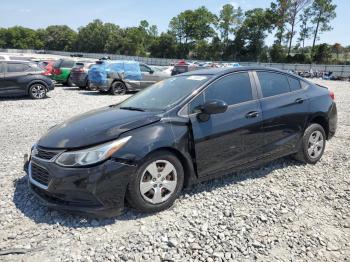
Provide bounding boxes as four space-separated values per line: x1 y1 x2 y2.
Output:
25 157 136 217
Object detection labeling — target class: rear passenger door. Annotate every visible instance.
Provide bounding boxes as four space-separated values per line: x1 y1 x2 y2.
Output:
254 71 310 157
2 62 30 95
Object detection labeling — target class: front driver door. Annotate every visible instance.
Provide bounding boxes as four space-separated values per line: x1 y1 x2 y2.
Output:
188 72 265 178
140 64 158 88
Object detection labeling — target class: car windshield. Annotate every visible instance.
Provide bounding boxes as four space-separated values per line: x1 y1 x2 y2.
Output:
119 75 211 111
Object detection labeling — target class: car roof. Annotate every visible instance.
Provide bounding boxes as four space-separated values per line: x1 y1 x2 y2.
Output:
1 60 33 64
180 66 291 77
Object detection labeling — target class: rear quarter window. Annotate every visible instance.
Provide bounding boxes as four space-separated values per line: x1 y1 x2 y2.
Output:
257 71 290 98
288 76 302 91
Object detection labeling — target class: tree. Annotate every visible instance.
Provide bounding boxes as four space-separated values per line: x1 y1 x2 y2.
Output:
298 7 312 50
270 0 290 45
76 20 121 53
41 25 77 51
285 0 311 55
217 4 243 45
5 26 43 49
169 7 216 57
149 33 177 58
309 0 337 49
313 43 332 63
332 43 342 60
0 28 7 48
237 8 273 61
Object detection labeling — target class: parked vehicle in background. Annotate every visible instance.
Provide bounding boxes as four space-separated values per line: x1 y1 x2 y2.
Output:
52 58 95 86
25 67 337 216
52 58 76 86
38 60 55 76
70 61 95 89
171 60 198 75
0 60 54 99
88 60 169 95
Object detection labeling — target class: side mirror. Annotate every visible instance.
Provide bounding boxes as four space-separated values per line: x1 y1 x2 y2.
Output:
149 69 154 74
197 99 228 122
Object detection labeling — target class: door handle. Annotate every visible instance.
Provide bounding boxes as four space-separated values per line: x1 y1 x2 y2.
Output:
295 98 303 104
245 111 259 118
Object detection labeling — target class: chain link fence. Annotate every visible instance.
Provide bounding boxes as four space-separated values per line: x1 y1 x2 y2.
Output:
1 48 350 77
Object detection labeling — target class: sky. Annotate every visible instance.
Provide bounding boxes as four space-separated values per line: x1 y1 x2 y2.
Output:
0 0 348 47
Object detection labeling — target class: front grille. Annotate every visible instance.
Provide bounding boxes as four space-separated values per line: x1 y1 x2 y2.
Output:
36 148 59 160
31 163 50 186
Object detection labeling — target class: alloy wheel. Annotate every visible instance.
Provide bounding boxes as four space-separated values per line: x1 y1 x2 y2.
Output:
307 130 324 159
31 85 46 99
140 160 178 204
114 82 126 95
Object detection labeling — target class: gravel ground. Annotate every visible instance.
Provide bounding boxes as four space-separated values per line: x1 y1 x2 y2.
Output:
0 81 349 262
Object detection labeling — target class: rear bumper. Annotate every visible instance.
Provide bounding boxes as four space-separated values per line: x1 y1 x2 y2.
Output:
71 73 88 87
25 158 136 217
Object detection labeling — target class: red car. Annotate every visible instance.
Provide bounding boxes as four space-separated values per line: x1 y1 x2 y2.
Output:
38 60 55 76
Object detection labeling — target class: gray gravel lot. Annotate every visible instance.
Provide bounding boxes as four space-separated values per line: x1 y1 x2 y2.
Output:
0 81 349 261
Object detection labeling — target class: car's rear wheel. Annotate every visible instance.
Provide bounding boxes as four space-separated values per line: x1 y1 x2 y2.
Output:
294 123 326 164
126 151 184 213
109 81 127 95
29 84 47 99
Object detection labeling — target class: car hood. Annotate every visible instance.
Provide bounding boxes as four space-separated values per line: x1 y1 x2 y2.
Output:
37 106 161 149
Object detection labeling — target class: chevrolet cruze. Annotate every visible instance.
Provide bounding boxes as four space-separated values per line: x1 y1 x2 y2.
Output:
25 67 337 217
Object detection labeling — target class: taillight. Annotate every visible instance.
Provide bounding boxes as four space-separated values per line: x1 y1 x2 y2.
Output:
329 90 335 100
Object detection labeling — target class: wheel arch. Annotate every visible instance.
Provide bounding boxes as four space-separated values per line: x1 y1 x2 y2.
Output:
139 147 197 188
309 114 329 139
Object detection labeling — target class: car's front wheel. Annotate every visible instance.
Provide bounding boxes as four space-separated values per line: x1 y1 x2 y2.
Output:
294 123 326 164
29 83 47 99
126 151 184 213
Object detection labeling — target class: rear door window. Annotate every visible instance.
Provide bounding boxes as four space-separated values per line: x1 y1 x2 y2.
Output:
7 63 30 73
257 71 290 98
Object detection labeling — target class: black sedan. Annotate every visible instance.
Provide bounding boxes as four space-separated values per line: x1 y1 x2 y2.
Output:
25 67 337 217
0 60 54 99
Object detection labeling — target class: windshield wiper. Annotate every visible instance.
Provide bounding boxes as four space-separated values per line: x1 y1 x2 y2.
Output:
119 106 145 112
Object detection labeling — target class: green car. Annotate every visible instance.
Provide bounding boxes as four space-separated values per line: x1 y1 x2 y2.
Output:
52 59 76 86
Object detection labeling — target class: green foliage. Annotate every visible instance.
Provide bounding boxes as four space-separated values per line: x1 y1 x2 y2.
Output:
149 33 177 58
312 43 332 63
42 25 77 51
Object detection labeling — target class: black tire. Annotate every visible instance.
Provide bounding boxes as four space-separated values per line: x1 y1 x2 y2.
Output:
66 76 74 87
109 81 127 95
294 123 326 164
126 150 184 213
28 83 47 99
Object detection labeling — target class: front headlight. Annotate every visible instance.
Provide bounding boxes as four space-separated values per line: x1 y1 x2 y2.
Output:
55 136 131 167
